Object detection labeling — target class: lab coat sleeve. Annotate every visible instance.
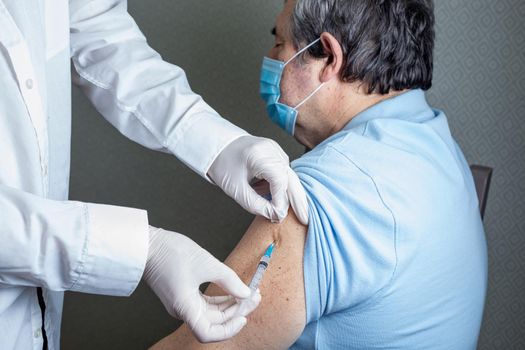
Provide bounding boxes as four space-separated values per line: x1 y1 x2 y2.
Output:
69 0 247 179
0 185 149 296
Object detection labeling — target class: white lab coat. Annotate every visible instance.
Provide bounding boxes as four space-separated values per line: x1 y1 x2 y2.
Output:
0 0 247 349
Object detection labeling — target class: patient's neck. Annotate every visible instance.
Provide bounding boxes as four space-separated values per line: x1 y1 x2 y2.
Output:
298 84 405 149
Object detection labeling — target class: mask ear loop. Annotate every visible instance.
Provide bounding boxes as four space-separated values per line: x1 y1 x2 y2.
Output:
284 38 321 66
294 82 325 110
282 38 324 109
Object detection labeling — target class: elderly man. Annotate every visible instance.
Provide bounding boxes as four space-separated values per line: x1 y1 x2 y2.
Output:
152 0 487 349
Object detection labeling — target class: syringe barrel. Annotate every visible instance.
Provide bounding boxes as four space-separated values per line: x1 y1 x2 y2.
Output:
248 255 270 290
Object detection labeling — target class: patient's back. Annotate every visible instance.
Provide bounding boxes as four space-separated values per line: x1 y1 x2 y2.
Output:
290 90 487 350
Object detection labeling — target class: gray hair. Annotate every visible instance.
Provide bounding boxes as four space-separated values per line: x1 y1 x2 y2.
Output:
289 0 435 94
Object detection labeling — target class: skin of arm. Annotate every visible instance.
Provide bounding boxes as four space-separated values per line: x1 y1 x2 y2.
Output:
150 210 307 350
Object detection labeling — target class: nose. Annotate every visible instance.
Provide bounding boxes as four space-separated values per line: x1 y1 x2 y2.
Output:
267 47 278 60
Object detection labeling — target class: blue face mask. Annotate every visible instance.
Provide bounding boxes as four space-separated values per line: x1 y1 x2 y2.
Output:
260 38 325 136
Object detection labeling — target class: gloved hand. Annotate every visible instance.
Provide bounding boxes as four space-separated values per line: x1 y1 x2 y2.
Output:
208 135 308 225
143 227 261 343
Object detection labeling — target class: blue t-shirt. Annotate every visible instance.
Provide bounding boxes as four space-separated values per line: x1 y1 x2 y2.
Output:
290 90 487 349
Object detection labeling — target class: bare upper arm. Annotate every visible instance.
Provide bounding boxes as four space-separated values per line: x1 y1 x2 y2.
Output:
150 210 307 350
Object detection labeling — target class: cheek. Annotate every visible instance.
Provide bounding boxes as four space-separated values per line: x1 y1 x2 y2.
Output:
279 64 311 106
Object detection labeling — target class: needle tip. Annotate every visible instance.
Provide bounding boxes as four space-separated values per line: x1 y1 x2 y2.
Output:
264 242 275 257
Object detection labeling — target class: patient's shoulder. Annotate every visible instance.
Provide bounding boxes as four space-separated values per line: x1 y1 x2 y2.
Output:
292 128 371 176
292 138 386 208
292 134 398 318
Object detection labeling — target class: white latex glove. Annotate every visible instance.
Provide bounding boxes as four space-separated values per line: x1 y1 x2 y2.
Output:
208 135 309 225
143 227 261 343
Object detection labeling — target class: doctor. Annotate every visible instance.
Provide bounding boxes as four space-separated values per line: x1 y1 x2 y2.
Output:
0 0 308 349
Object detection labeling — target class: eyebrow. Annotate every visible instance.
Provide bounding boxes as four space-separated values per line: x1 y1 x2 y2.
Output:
271 27 277 36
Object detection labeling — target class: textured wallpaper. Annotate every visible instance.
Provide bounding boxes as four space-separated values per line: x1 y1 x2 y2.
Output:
62 1 525 349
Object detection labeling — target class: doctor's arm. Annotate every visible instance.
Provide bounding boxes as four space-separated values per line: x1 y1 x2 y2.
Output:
0 185 254 342
69 0 245 178
68 0 308 224
0 184 148 296
150 211 308 350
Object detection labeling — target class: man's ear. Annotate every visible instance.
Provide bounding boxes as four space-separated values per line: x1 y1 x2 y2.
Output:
319 32 344 83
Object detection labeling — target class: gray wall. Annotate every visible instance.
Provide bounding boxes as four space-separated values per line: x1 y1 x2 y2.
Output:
61 1 525 349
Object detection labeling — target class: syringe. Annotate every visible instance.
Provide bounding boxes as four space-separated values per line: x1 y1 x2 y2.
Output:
248 242 275 291
235 242 275 317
